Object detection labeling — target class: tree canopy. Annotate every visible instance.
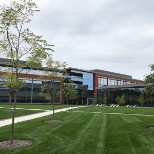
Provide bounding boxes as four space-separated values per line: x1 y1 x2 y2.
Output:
145 64 154 84
0 0 53 68
64 83 78 103
144 64 154 102
0 0 53 144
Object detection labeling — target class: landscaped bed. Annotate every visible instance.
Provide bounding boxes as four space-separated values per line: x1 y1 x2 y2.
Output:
0 106 154 153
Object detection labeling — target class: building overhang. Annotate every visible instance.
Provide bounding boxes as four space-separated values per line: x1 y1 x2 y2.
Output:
96 83 153 90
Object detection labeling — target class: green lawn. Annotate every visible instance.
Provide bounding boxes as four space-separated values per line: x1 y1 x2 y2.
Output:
74 106 154 115
0 104 72 120
0 108 45 120
0 106 154 154
0 104 72 110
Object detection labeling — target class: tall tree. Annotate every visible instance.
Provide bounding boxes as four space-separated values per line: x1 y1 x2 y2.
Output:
144 64 154 106
145 64 154 84
0 0 53 144
40 56 67 119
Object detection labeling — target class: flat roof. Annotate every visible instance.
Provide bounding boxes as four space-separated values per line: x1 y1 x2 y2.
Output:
90 69 132 79
0 58 62 72
67 67 133 79
96 83 153 90
67 67 94 73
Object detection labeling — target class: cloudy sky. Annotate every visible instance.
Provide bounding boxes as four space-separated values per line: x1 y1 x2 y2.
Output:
1 0 154 80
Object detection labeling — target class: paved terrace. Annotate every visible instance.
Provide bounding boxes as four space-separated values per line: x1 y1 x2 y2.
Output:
0 106 85 128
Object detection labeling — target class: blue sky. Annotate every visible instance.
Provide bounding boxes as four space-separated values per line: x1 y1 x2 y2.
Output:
1 0 154 80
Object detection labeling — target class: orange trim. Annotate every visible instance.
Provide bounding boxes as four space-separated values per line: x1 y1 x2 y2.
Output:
94 73 144 96
0 72 63 81
0 72 64 104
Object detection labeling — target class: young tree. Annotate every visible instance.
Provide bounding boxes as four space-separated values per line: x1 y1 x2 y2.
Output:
0 0 53 144
69 88 78 104
115 96 120 105
64 83 78 105
40 56 67 119
94 94 97 106
120 94 125 106
64 83 78 112
103 94 107 105
138 92 144 107
144 86 154 106
0 71 26 105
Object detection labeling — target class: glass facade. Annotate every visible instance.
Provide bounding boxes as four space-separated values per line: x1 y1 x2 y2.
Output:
70 70 93 90
0 65 62 103
0 60 144 105
0 66 40 75
97 87 154 106
98 76 136 87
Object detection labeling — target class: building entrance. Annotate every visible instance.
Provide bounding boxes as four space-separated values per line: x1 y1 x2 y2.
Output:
87 98 94 105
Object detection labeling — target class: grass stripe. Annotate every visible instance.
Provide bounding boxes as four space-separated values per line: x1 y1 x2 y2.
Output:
126 133 137 154
96 114 107 154
119 115 142 124
63 113 97 153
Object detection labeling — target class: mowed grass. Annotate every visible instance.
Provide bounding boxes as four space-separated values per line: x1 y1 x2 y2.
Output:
0 104 72 110
0 104 72 120
74 106 154 115
0 108 45 120
0 106 154 154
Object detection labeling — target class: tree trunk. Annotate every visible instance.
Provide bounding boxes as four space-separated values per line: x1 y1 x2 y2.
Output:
10 92 17 144
52 80 55 120
53 102 55 119
10 64 18 144
31 78 33 103
9 94 12 108
66 98 68 111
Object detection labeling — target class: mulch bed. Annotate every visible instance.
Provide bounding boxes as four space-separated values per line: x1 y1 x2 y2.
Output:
0 140 32 149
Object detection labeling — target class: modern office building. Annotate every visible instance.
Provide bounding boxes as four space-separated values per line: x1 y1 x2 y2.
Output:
66 68 94 105
96 83 154 106
0 58 145 105
67 68 144 105
0 58 64 103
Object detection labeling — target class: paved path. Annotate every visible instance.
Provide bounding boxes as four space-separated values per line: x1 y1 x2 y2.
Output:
0 106 84 128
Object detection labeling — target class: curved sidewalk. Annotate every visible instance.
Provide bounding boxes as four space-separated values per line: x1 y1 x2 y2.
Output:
0 106 84 128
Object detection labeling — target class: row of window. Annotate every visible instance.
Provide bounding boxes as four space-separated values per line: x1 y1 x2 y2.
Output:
0 66 139 90
0 66 62 76
98 77 138 87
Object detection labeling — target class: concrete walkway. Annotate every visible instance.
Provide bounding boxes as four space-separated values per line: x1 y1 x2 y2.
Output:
0 106 84 128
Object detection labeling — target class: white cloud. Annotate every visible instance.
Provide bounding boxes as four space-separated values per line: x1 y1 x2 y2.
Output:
0 0 154 80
